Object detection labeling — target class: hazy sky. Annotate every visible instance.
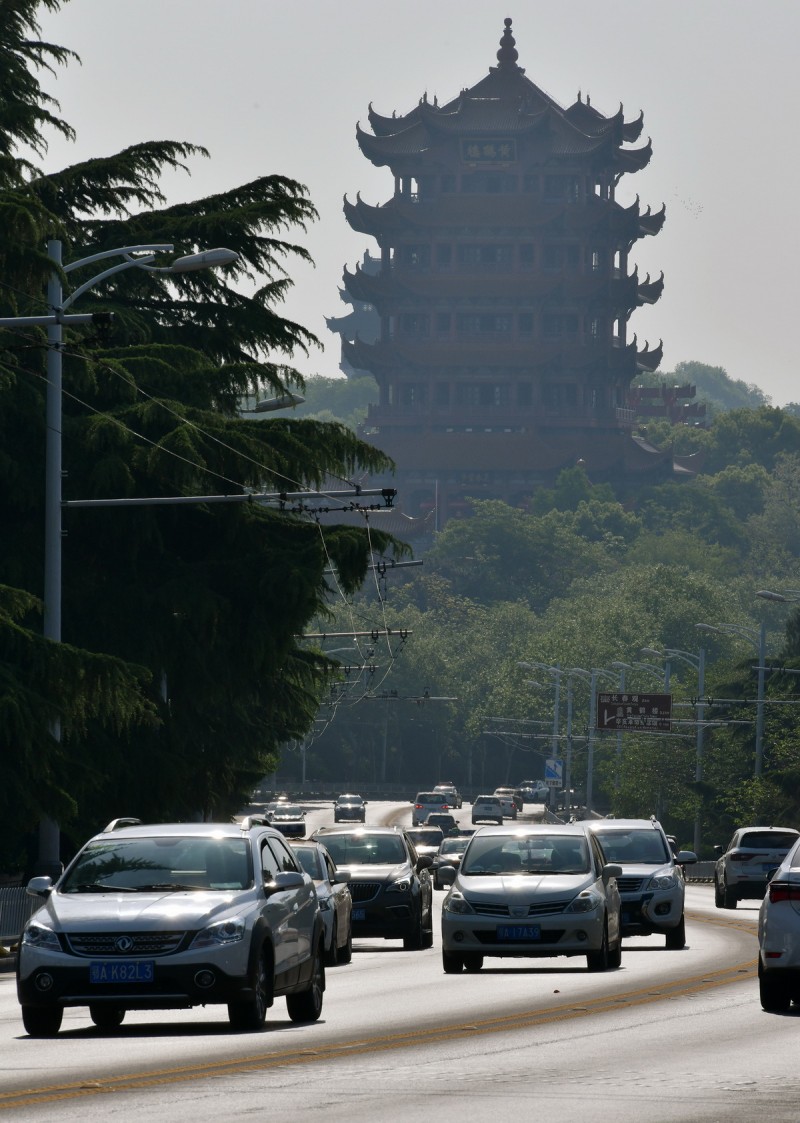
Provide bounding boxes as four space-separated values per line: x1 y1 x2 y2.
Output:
33 0 800 405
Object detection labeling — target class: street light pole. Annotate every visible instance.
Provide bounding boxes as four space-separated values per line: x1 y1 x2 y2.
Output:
1 240 239 874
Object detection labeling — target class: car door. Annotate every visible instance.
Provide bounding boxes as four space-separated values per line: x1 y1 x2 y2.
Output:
267 835 317 967
324 850 350 937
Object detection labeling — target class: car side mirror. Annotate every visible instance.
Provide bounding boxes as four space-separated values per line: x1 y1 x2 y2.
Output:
713 844 723 855
333 870 351 884
416 854 433 871
264 870 305 894
677 850 697 865
602 863 623 883
438 865 457 887
766 866 780 882
27 876 53 898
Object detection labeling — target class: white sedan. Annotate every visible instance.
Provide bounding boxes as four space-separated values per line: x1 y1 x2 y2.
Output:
291 841 353 965
758 836 800 1011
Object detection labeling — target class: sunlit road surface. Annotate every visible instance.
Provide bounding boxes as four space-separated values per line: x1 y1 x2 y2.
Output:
2 803 793 1123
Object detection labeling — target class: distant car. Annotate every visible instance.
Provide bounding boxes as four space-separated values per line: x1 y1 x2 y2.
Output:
493 791 518 820
495 787 523 813
334 794 366 823
472 795 503 825
17 816 325 1036
424 812 458 834
405 827 445 860
311 826 434 950
433 783 463 809
268 804 306 838
518 780 550 803
714 826 800 908
585 818 696 949
439 824 623 973
758 835 800 1010
412 792 451 826
432 836 470 890
290 840 353 965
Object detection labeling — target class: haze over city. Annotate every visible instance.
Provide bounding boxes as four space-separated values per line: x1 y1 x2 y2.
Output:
35 0 800 405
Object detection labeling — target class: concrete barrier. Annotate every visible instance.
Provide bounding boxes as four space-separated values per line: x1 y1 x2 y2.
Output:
0 887 39 944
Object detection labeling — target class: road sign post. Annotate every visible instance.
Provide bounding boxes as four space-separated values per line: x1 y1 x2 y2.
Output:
596 692 672 732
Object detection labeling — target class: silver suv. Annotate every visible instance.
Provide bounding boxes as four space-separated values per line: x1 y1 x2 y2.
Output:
714 826 800 909
584 818 696 949
17 817 326 1036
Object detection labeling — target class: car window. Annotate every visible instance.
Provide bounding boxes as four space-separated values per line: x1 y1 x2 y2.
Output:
292 844 323 879
61 836 251 892
593 829 670 864
319 833 407 865
406 829 444 847
738 831 799 850
462 835 590 875
260 839 282 881
267 836 301 873
439 838 469 855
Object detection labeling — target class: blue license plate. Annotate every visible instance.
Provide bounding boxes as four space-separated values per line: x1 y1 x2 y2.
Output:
90 960 154 984
496 924 540 941
352 908 366 921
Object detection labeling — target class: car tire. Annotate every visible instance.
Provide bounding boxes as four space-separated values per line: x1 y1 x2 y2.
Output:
89 1005 125 1029
463 953 483 972
442 949 464 973
759 959 791 1012
723 884 738 909
286 940 325 1023
607 936 622 969
586 919 610 972
337 923 353 964
403 907 426 950
665 913 686 950
713 876 724 908
228 945 271 1031
21 1005 63 1037
324 918 338 967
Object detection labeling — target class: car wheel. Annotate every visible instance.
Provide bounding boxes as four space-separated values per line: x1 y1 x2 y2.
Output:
586 919 610 972
403 907 426 950
713 876 724 908
723 884 738 909
324 917 338 967
286 939 325 1023
463 953 483 972
421 897 434 949
337 922 353 964
228 946 271 1031
89 1005 125 1029
665 913 686 950
442 949 464 973
759 959 791 1012
21 1005 63 1037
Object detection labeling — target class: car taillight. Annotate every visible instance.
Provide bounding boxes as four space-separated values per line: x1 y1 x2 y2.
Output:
729 850 762 862
768 882 800 904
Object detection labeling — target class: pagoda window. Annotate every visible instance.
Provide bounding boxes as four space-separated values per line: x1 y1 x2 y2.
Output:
436 244 453 267
542 314 579 339
591 249 608 274
414 175 435 200
400 383 426 407
517 383 532 409
457 313 514 335
457 244 513 268
543 384 562 411
520 244 535 268
401 313 430 337
588 317 603 342
544 175 580 203
436 312 451 335
462 172 517 194
518 313 534 335
399 245 431 269
435 383 450 407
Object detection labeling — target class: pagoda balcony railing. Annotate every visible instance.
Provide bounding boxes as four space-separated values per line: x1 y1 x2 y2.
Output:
366 403 634 429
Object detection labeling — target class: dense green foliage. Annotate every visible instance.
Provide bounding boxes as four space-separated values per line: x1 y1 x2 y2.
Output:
0 0 401 869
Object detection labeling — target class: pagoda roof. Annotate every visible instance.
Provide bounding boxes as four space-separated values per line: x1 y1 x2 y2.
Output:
637 273 665 304
357 19 649 173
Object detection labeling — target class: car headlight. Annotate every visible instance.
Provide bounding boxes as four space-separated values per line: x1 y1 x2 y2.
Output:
190 916 246 948
22 923 61 950
387 876 412 893
565 891 602 914
648 874 677 891
444 892 475 915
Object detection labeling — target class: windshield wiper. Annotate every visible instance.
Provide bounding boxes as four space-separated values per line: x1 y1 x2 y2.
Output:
133 882 208 892
67 882 138 893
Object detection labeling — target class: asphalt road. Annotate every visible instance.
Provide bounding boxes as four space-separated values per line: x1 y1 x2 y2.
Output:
0 802 794 1122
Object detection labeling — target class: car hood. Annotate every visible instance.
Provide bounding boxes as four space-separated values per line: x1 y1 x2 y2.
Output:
35 889 253 931
457 872 594 899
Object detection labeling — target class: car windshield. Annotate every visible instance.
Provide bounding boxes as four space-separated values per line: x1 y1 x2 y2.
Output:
61 837 252 892
739 831 799 850
337 796 362 805
292 845 324 879
439 838 469 856
462 834 590 875
406 829 444 847
320 833 407 866
593 829 670 864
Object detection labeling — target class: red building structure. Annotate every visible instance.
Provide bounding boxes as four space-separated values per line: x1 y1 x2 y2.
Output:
329 18 694 525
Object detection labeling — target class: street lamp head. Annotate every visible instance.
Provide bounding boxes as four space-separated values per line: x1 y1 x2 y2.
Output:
640 647 663 659
249 392 305 413
610 661 632 670
755 589 800 603
166 247 240 273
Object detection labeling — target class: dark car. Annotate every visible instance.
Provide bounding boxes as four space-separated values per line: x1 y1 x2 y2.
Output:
334 794 367 823
424 812 459 834
431 835 470 890
310 826 433 950
268 804 306 838
405 827 445 860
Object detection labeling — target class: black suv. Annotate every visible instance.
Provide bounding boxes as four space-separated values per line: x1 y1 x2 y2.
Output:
333 793 367 823
311 826 433 950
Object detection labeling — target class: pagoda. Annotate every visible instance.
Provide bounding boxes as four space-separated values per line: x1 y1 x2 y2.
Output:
331 18 680 522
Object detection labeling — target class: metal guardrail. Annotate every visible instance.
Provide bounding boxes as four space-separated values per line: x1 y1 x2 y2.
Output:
0 887 38 944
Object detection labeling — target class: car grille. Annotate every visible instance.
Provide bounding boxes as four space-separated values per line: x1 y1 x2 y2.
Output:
65 931 187 957
348 881 383 904
616 876 647 893
473 901 567 918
